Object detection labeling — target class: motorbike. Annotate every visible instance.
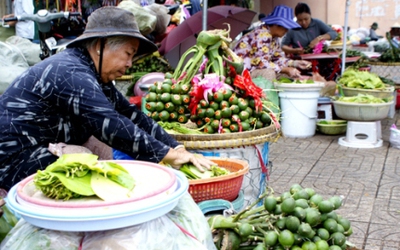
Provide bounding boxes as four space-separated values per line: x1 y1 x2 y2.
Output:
2 9 82 60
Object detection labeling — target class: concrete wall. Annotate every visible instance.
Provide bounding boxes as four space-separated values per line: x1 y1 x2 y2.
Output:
254 0 400 38
1 0 13 17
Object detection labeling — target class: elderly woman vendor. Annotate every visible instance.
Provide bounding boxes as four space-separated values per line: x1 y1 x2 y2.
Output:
0 7 214 190
233 5 311 80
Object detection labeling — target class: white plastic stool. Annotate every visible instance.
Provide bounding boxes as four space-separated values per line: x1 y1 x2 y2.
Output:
338 121 382 148
317 104 333 120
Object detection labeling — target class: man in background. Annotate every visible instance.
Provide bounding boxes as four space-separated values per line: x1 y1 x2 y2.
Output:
2 0 34 40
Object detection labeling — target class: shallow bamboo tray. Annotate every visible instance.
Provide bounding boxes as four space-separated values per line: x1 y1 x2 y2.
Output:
367 61 400 66
170 124 280 149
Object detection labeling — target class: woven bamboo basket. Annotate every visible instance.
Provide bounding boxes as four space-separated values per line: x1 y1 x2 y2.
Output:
170 124 280 149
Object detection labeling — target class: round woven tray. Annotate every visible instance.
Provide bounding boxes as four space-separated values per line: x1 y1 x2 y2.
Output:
170 124 280 149
367 61 400 66
115 75 134 81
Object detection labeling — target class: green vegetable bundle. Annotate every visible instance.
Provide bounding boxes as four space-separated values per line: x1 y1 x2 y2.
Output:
208 184 354 250
179 163 230 180
34 154 135 201
338 69 385 89
379 32 400 63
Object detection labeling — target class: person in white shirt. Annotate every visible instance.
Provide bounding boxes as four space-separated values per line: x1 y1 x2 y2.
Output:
2 0 35 40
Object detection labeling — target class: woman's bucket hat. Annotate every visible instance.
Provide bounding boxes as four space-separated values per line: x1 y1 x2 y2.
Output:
67 6 157 56
261 5 300 29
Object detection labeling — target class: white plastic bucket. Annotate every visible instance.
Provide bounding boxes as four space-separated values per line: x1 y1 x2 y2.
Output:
275 82 325 138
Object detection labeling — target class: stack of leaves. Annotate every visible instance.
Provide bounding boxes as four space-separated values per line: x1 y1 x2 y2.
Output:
33 154 135 201
338 69 385 89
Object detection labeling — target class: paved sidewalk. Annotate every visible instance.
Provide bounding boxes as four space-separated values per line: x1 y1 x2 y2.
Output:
268 111 400 250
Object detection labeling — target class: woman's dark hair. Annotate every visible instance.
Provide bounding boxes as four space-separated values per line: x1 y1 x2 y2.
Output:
295 2 311 16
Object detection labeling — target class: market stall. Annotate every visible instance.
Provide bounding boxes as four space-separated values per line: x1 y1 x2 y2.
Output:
0 2 368 248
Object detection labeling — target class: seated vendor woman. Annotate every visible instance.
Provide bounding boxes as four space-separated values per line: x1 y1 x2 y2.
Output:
233 5 311 80
0 7 215 191
281 2 338 56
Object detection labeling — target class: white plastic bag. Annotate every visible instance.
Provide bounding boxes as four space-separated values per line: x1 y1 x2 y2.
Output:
0 219 83 250
82 193 216 250
390 124 400 149
1 193 217 250
118 0 157 36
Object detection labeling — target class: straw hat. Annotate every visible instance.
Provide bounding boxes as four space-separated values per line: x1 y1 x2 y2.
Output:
392 22 400 28
261 5 300 29
67 6 157 56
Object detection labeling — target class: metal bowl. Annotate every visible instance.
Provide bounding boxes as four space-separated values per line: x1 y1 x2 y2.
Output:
332 100 393 121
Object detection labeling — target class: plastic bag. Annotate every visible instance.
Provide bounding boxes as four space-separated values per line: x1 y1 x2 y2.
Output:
390 124 400 149
0 199 19 243
1 193 217 250
0 41 30 94
118 0 157 36
83 193 215 250
5 36 41 66
0 219 83 250
143 3 170 36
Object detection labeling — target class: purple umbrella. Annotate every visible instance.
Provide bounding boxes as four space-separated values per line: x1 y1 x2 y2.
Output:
159 6 257 68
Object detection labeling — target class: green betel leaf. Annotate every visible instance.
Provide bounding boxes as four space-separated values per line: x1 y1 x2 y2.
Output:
52 172 95 196
90 171 133 201
55 153 99 166
88 161 135 191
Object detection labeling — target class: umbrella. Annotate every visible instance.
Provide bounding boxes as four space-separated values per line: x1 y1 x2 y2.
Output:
159 5 257 68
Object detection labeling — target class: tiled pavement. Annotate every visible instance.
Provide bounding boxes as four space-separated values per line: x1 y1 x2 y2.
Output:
268 111 400 250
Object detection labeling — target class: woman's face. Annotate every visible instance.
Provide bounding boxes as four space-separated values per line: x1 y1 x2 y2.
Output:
101 37 140 82
269 25 288 38
296 12 312 29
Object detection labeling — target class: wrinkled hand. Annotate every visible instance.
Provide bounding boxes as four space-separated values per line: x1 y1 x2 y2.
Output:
162 148 215 172
294 60 312 70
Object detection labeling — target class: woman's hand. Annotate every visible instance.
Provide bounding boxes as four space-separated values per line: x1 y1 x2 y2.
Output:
282 67 301 78
294 60 312 70
293 48 305 55
309 35 324 48
162 148 215 172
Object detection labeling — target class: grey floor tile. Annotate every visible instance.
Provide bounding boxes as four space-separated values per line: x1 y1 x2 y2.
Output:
265 112 400 249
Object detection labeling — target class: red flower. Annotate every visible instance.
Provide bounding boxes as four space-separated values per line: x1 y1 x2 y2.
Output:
233 69 265 112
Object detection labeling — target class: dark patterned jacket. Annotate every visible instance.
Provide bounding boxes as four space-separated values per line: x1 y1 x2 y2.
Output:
0 47 178 189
